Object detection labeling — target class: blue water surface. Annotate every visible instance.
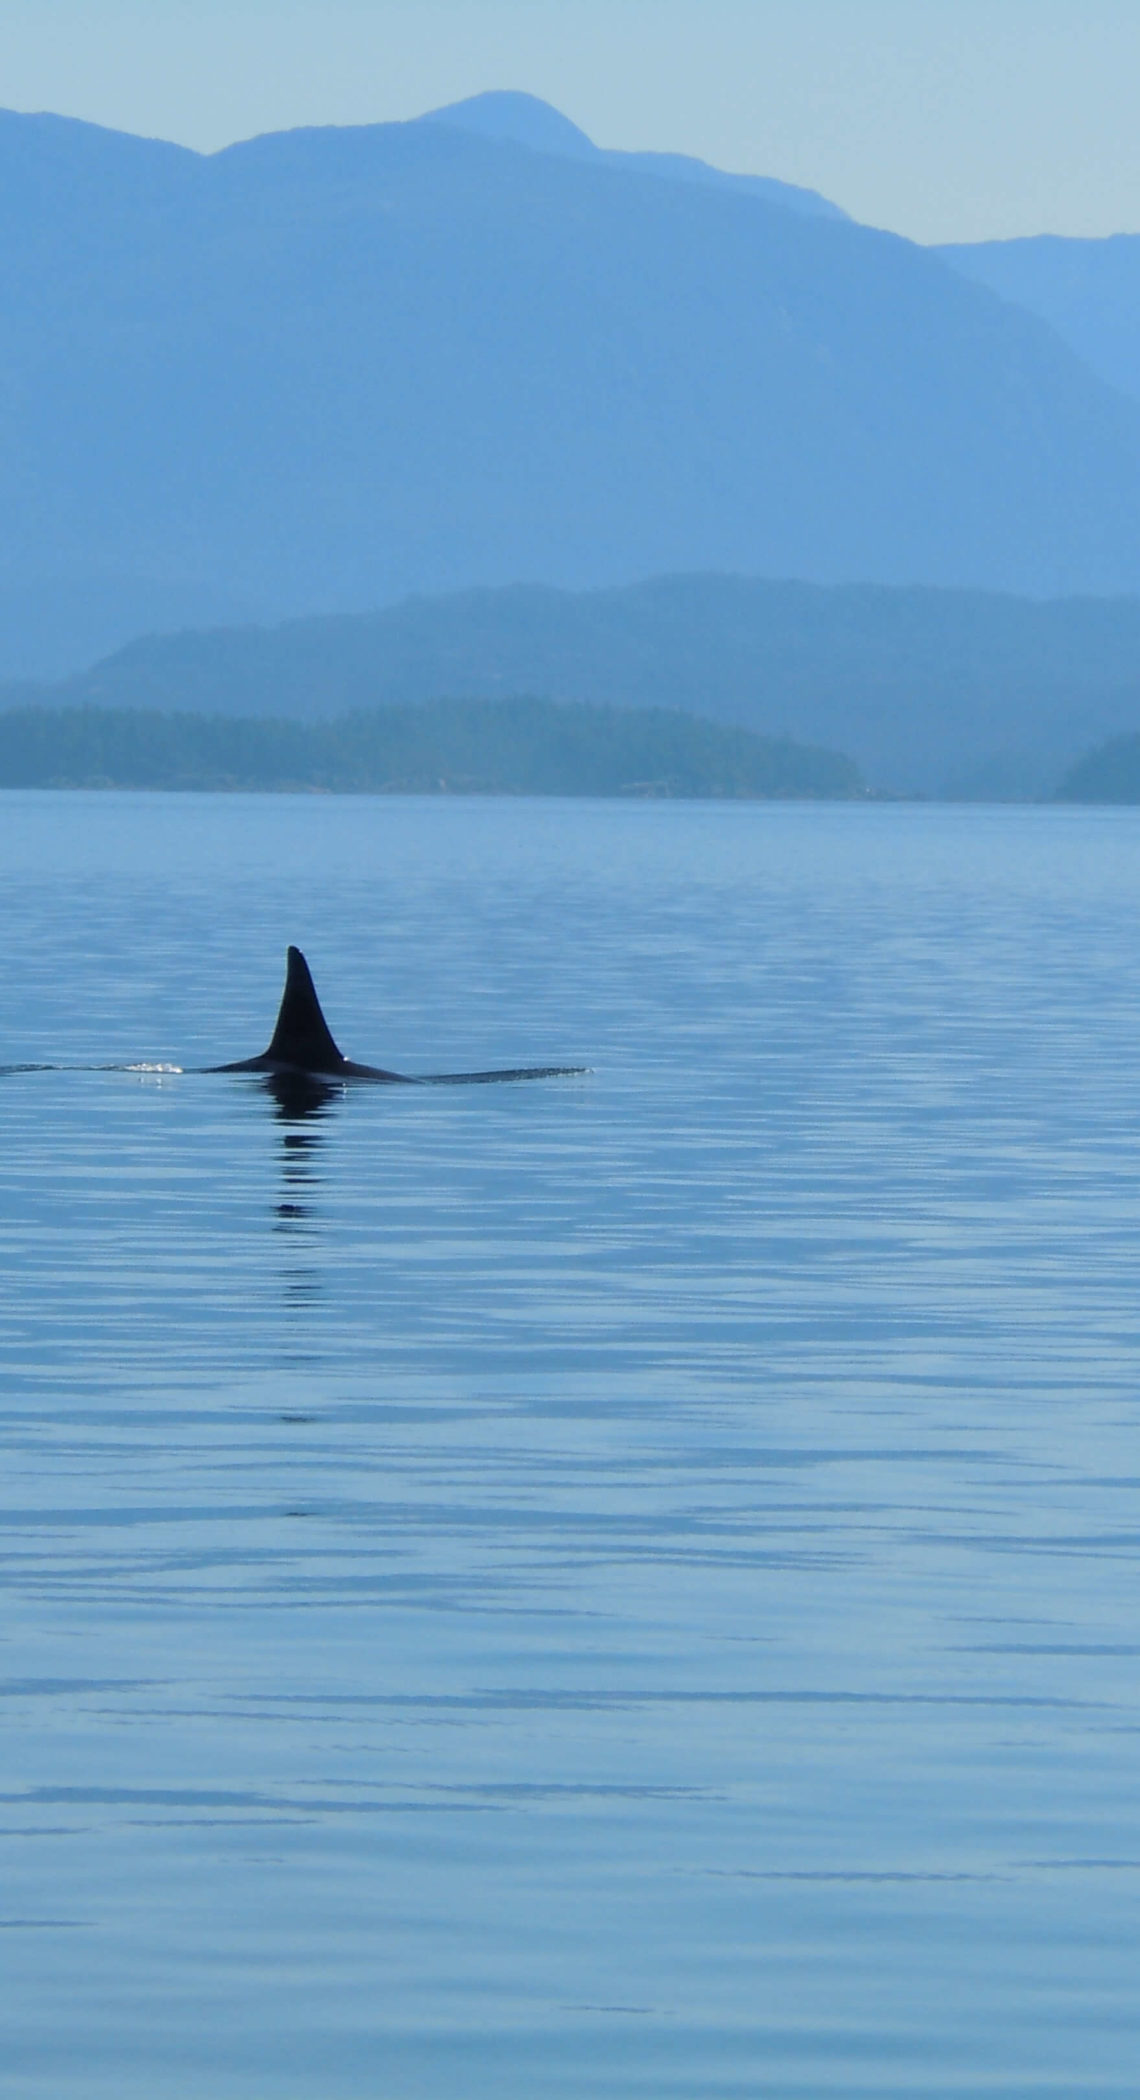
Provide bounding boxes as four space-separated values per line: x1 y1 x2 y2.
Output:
3 791 1140 2097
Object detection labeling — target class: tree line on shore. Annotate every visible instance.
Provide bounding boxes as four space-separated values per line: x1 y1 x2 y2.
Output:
5 694 1140 801
0 696 864 799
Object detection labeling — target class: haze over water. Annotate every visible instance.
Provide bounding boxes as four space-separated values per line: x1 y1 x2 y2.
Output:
3 791 1140 2097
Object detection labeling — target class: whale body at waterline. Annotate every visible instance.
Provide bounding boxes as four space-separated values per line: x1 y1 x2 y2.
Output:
210 946 587 1086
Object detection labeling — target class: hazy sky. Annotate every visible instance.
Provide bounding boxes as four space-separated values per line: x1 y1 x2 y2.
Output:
1 0 1138 244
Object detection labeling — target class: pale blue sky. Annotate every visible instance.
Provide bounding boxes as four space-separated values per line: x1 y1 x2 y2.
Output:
1 1 1138 243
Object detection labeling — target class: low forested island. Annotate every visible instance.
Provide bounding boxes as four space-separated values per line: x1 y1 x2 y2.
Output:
1055 735 1140 803
0 696 864 800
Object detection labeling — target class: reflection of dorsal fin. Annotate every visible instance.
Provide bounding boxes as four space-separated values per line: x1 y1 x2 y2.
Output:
264 946 347 1074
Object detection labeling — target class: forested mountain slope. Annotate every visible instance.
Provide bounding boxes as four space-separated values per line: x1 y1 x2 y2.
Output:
1 98 1139 627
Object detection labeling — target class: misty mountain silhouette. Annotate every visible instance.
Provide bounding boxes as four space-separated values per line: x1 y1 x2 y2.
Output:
1 94 1140 627
942 233 1140 408
425 89 848 218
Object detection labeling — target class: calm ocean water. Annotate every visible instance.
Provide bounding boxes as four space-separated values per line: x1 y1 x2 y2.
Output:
4 790 1140 2097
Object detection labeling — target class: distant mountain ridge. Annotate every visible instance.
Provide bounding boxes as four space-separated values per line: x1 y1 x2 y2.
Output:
0 92 1139 635
941 234 1140 406
423 90 848 220
0 574 260 681
17 572 1140 796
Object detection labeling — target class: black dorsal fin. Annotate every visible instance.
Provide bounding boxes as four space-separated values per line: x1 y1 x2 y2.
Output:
263 946 347 1073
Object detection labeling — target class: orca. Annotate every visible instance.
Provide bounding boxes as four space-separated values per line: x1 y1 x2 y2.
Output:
211 945 585 1086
